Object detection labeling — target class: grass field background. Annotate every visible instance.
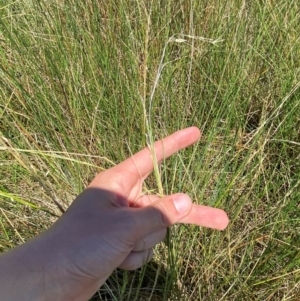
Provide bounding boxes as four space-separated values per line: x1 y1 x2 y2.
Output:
0 0 299 300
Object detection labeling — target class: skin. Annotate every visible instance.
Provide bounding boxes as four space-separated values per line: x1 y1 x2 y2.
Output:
0 127 229 301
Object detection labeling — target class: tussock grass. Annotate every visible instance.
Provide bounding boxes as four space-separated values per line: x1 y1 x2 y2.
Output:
1 0 299 300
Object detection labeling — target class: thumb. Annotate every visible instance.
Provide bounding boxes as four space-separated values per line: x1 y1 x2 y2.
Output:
137 194 192 236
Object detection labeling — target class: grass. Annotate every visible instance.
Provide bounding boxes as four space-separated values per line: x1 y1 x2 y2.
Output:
0 0 300 300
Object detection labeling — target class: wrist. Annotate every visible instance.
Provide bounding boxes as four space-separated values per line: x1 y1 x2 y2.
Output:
0 228 105 301
0 242 49 301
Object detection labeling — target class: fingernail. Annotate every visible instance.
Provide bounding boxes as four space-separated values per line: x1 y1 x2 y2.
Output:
173 194 191 214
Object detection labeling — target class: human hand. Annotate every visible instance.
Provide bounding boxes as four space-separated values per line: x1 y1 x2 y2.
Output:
47 127 228 299
0 127 229 301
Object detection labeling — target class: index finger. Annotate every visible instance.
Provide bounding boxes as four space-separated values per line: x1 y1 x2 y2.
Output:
113 127 201 180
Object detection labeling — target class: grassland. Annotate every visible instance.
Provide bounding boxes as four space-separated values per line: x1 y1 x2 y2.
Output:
0 0 299 300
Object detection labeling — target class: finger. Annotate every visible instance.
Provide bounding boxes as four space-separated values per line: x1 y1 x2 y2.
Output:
133 228 166 252
135 194 229 239
136 194 193 238
133 195 229 230
118 249 153 270
112 127 201 184
179 204 229 230
136 195 229 230
130 194 160 208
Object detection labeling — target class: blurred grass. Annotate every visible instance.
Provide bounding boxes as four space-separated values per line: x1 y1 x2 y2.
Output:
0 0 300 300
